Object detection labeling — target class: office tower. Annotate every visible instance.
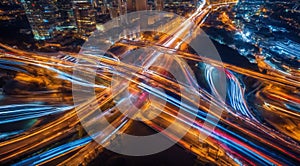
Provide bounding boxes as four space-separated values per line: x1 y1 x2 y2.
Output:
107 0 127 18
73 0 97 37
135 0 147 11
118 0 127 15
21 0 60 40
94 0 109 14
127 0 135 11
155 0 164 11
56 0 76 28
127 0 147 11
21 0 77 40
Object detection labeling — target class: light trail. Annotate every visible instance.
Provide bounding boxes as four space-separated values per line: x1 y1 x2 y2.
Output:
0 0 299 165
1 41 299 165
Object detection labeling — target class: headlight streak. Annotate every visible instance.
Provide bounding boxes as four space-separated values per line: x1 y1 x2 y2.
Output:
0 1 299 165
0 104 74 124
204 65 255 119
12 136 93 166
0 44 299 165
138 85 299 165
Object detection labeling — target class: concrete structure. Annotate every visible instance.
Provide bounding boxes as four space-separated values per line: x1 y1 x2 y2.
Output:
73 0 97 36
155 0 164 11
21 0 60 40
135 0 147 11
127 0 147 11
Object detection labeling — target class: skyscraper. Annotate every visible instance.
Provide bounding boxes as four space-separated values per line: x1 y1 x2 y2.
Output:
127 0 134 11
127 0 147 11
93 0 109 14
135 0 147 11
56 0 77 28
21 0 97 40
106 0 127 18
155 0 164 11
73 0 97 37
21 0 60 40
